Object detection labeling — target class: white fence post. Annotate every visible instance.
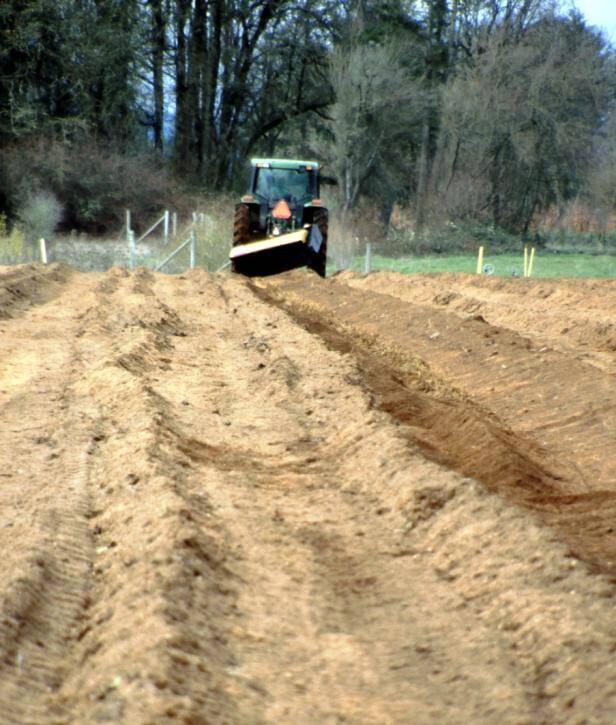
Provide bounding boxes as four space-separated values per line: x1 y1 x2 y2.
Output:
125 209 131 242
164 210 170 241
364 242 372 274
190 229 196 269
128 229 136 269
39 238 48 264
172 212 178 239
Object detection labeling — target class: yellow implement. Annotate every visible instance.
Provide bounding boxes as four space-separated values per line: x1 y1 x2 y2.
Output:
230 228 309 276
229 229 308 260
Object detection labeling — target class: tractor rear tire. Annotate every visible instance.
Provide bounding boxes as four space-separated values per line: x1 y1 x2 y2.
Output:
309 209 328 278
233 204 250 246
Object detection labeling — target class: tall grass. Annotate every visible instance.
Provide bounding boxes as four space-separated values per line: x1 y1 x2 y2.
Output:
0 214 29 264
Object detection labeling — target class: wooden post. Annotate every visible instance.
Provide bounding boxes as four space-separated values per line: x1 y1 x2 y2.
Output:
39 238 48 264
172 212 178 238
125 209 131 242
523 246 528 277
476 246 484 274
364 242 372 274
528 247 535 278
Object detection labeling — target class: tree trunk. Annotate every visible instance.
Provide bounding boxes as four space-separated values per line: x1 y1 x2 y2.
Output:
188 0 205 176
415 120 431 232
414 0 449 234
174 0 192 171
203 0 223 182
149 0 165 152
212 1 282 188
192 0 209 175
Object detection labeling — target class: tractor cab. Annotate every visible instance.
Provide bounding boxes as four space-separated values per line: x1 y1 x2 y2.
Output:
254 162 318 203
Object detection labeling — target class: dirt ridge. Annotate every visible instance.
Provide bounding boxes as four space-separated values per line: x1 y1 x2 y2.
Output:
260 272 616 576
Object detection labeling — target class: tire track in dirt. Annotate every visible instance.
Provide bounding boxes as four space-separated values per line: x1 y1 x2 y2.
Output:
0 268 98 723
49 268 241 723
259 272 616 577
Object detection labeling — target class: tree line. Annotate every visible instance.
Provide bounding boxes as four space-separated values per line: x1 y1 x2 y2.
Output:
0 0 614 238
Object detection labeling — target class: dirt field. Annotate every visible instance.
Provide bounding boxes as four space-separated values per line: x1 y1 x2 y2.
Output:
0 263 615 724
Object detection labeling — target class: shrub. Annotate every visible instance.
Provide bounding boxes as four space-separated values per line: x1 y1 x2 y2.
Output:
0 214 27 264
18 191 63 243
0 136 173 233
379 220 521 257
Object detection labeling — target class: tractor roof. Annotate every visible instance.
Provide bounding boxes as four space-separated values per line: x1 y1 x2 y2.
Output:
251 158 320 170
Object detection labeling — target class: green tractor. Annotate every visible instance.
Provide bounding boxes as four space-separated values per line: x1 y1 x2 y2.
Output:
229 158 328 277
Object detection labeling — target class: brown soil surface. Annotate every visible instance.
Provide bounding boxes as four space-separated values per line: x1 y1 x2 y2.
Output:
0 263 615 723
338 271 616 372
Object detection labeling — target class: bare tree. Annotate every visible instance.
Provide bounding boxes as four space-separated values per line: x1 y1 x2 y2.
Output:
586 105 616 230
328 41 421 213
414 0 449 233
435 11 608 232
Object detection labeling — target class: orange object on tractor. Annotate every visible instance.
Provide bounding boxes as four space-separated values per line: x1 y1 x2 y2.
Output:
272 199 292 220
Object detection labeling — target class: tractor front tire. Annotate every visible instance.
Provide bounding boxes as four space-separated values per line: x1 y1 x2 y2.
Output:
309 209 328 278
233 204 250 246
